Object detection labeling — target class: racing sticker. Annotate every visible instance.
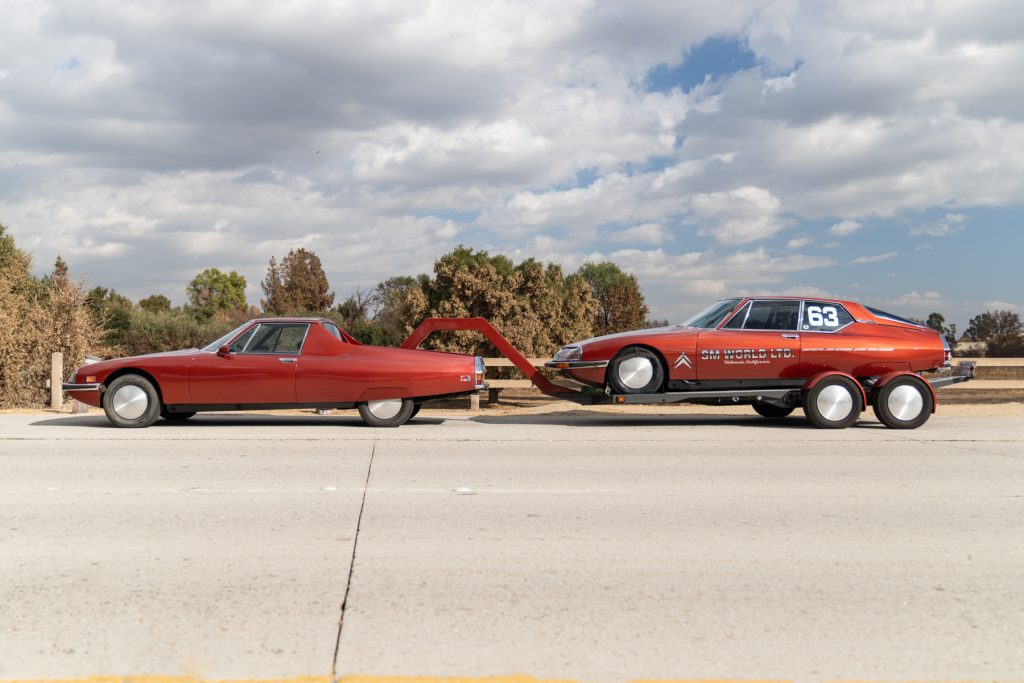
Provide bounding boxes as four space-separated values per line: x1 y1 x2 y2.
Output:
701 348 795 366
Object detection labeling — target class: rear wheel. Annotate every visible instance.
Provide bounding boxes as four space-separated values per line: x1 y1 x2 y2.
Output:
104 375 161 428
358 398 415 428
802 376 862 429
607 347 665 394
409 404 422 420
753 402 794 419
873 376 933 429
161 411 196 421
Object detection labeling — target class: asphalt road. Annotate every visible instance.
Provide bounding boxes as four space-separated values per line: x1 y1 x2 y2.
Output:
1 409 1022 682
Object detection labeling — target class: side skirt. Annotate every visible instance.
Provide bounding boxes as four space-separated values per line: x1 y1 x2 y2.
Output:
165 402 357 413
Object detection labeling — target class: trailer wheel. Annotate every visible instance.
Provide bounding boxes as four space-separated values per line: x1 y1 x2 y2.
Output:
358 398 415 427
872 376 933 429
802 376 862 429
607 347 664 394
753 402 794 419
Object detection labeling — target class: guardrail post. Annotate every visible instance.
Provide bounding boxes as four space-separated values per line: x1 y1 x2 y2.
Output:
50 352 63 411
469 392 480 411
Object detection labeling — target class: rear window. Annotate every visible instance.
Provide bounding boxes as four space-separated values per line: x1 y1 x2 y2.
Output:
323 322 344 340
866 306 921 326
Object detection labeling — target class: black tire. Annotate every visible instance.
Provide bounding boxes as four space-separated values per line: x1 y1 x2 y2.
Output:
408 404 422 419
103 374 161 428
872 376 933 429
607 347 665 394
161 411 196 421
358 398 415 428
802 376 862 429
753 402 794 418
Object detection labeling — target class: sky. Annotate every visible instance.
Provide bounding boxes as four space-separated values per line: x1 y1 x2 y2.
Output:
2 0 1023 331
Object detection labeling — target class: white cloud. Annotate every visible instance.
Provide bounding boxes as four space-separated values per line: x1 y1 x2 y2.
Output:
981 300 1021 311
910 212 968 237
606 222 671 245
785 235 813 249
852 251 898 264
692 186 790 244
829 220 861 236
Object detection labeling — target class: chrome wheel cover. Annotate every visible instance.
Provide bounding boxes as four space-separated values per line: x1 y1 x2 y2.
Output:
111 385 148 421
816 384 853 422
367 399 402 420
887 384 924 421
617 357 653 390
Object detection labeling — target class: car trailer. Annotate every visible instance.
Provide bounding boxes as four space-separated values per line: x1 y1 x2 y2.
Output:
401 317 977 423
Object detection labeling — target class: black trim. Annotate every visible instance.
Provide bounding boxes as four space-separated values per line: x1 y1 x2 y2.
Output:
166 402 357 413
667 378 805 392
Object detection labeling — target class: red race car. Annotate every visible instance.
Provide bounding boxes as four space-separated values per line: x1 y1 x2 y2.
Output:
63 317 486 428
546 296 974 429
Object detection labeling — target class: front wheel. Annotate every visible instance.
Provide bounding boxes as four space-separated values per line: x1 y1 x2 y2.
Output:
753 402 794 419
607 347 665 394
104 374 161 428
358 398 415 428
802 376 862 429
873 376 933 429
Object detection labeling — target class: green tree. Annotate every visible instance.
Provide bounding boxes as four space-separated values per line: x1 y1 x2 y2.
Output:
925 312 958 352
261 248 334 314
87 286 135 347
576 261 649 336
186 268 248 314
138 294 172 313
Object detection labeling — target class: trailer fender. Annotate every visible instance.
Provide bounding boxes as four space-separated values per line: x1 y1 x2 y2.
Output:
873 371 937 413
804 371 868 412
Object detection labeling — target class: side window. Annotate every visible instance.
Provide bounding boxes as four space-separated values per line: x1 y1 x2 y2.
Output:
802 301 853 332
722 302 749 329
322 322 343 340
743 300 800 331
242 323 309 354
228 326 257 352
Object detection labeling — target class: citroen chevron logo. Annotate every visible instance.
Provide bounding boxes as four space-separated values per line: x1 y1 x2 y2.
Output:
673 351 693 370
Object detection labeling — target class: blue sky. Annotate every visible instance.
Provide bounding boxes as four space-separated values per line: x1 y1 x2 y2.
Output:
2 1 1022 332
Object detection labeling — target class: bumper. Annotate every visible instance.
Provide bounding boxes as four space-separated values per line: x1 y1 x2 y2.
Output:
544 360 610 370
62 382 103 392
928 361 976 389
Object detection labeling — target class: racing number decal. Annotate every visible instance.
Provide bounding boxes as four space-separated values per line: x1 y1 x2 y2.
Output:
806 305 840 328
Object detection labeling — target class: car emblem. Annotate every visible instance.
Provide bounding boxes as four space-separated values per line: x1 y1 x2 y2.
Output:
460 375 472 382
673 352 694 370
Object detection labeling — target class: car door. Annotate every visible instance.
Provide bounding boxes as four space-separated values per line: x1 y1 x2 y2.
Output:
696 299 803 380
189 322 309 405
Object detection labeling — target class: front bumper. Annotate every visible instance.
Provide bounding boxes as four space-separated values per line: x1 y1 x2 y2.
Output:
544 360 610 370
62 382 103 392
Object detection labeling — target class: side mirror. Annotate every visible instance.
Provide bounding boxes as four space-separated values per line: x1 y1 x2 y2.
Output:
217 345 231 357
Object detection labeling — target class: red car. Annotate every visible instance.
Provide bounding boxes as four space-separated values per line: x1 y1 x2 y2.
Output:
546 296 972 429
63 317 486 428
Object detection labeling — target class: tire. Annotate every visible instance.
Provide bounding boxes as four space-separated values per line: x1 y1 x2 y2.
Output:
358 398 415 428
753 402 794 418
802 376 862 429
872 376 933 429
607 347 665 394
408 404 422 420
161 411 196 421
103 374 161 428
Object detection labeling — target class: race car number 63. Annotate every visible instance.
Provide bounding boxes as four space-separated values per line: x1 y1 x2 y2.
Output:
807 305 840 327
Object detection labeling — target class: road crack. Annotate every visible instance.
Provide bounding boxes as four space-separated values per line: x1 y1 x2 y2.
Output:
330 435 377 681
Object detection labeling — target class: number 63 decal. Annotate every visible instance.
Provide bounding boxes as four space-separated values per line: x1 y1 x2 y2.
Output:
807 305 840 327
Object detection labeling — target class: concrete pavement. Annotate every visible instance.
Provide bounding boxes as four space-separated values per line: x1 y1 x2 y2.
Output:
1 409 1022 681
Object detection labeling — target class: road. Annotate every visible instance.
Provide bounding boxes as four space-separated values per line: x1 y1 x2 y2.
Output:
1 409 1022 682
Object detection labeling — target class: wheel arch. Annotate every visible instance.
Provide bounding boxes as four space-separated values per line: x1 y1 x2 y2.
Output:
874 371 937 413
611 344 670 391
803 371 868 411
103 367 165 406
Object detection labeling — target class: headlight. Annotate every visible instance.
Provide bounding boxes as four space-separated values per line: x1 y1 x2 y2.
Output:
554 345 582 361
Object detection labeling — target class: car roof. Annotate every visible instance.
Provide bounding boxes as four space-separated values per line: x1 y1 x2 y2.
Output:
734 295 855 306
251 317 332 323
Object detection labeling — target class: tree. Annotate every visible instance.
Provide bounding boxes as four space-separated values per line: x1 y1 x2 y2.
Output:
965 309 1024 357
87 286 135 347
186 268 248 314
138 294 172 313
925 312 958 351
576 261 649 336
261 248 334 314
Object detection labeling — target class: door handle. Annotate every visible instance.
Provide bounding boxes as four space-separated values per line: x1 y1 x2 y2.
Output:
279 357 298 363
780 334 799 339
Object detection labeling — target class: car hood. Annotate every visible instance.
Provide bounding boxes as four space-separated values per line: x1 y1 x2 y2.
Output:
570 325 696 348
80 348 198 371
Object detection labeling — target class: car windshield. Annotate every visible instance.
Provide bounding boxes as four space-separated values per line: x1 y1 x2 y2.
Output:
682 299 743 329
201 322 252 352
